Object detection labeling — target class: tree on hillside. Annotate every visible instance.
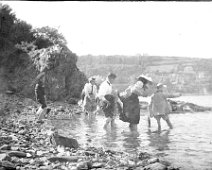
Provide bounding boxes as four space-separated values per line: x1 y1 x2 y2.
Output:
0 3 36 68
0 4 16 38
33 26 67 49
11 19 34 44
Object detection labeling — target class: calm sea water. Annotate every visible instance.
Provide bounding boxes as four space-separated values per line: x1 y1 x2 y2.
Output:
49 95 212 170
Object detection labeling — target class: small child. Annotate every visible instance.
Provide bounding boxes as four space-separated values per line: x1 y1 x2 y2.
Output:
149 83 181 133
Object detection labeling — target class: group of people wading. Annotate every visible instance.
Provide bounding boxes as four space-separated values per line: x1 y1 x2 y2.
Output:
33 72 181 133
81 73 181 133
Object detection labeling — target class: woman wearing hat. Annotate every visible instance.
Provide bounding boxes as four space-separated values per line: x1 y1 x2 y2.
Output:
82 77 98 118
149 83 181 133
119 75 154 131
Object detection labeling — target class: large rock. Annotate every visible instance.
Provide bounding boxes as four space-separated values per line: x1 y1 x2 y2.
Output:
168 99 212 113
49 132 79 149
7 151 26 158
1 45 87 101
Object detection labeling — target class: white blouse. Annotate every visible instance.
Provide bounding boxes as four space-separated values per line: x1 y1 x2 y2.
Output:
83 83 97 97
97 78 113 99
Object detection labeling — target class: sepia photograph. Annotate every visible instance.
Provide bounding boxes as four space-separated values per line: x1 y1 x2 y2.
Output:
0 1 212 170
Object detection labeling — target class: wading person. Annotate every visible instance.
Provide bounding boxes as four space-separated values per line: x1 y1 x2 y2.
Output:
119 75 154 132
149 83 181 133
97 73 118 129
82 77 98 118
34 72 50 123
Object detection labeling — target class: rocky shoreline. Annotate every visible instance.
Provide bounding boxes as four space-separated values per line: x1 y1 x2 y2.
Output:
0 94 180 170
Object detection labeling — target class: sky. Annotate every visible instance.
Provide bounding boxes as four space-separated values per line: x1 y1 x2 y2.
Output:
2 1 212 58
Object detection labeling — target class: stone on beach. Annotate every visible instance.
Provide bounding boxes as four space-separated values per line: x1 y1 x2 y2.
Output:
7 151 27 158
0 154 11 162
49 132 79 149
143 162 167 170
48 156 85 163
0 161 16 170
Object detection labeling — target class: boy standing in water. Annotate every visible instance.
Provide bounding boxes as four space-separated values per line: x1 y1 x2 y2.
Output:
149 83 181 133
97 73 118 129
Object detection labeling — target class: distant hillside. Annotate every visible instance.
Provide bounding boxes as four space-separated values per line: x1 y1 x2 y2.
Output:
77 55 212 94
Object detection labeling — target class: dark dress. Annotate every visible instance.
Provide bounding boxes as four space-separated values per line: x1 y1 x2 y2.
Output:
119 93 140 124
35 82 47 109
100 94 115 118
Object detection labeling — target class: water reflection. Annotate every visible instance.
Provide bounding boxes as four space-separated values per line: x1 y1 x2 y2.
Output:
83 115 98 133
46 99 212 170
147 129 170 152
122 130 141 153
102 123 119 148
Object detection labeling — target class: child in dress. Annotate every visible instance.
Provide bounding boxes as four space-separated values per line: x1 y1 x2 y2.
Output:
149 83 181 133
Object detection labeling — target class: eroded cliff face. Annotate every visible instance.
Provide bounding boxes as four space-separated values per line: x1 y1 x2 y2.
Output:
1 45 87 101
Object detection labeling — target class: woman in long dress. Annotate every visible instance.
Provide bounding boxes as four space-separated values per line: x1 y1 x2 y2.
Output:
119 75 154 131
82 77 98 118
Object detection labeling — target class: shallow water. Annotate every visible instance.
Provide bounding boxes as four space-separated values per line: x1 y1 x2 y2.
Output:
50 95 212 170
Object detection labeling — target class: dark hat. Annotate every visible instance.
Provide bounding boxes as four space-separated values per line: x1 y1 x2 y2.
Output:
107 72 117 79
88 77 96 82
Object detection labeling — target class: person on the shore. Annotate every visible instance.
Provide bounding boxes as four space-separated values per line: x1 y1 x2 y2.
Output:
119 75 154 131
34 72 50 123
97 73 118 129
149 83 181 133
82 77 98 118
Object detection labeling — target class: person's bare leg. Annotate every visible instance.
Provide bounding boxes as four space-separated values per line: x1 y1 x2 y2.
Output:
38 107 46 120
104 117 111 129
133 124 138 131
111 117 115 127
166 117 173 129
129 124 138 132
156 117 161 133
88 112 92 119
148 117 151 128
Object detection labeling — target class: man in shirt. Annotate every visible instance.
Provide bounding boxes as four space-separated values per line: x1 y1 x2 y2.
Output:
97 73 118 129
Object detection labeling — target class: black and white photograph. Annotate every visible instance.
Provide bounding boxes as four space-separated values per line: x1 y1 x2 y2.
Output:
0 1 212 170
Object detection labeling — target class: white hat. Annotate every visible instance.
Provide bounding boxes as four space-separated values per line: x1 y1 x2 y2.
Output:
137 74 153 82
157 83 167 88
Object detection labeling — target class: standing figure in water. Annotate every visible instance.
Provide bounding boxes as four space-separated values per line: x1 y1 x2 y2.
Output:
149 83 181 133
119 75 154 131
97 73 118 129
82 77 98 118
